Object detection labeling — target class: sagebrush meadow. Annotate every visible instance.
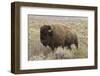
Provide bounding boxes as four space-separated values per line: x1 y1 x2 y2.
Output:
28 15 88 60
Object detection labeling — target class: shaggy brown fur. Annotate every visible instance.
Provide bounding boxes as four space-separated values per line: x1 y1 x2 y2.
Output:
40 24 78 51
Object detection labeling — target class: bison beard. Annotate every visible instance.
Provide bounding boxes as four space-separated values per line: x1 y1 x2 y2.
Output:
40 24 78 51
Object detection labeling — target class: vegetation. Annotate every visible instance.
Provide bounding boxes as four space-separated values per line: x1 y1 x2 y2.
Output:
28 15 88 60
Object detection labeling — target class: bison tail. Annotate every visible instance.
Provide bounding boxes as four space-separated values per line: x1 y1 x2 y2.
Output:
75 42 78 49
74 38 78 49
73 34 78 49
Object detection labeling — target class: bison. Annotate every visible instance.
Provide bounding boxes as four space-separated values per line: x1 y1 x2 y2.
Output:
40 24 78 51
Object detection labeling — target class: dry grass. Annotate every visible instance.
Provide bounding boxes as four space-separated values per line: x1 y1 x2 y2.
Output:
28 15 88 60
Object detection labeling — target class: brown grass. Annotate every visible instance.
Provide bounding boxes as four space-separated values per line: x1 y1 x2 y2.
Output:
28 15 88 60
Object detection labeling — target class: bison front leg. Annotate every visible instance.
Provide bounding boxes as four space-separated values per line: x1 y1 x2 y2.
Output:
51 47 54 51
68 45 72 50
50 45 55 52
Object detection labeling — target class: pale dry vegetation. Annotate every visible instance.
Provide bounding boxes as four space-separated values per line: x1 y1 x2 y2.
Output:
28 15 88 60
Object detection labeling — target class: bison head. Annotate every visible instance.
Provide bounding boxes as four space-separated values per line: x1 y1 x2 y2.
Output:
40 25 53 47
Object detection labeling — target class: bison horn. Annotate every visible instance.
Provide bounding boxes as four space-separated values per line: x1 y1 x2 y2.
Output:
48 29 52 32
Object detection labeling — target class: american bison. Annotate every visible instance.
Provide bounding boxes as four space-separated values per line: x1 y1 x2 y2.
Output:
40 24 78 51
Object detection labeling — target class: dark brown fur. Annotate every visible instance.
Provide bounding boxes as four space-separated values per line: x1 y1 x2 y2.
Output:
40 24 78 51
